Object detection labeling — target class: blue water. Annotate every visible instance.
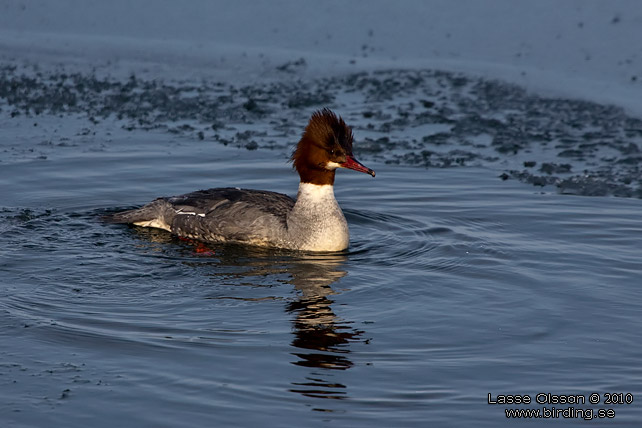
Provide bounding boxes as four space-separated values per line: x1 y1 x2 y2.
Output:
1 121 641 427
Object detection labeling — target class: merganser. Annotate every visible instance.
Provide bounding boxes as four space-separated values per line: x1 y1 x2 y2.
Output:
109 109 375 252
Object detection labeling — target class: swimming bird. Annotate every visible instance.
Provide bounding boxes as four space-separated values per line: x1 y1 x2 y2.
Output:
109 109 375 252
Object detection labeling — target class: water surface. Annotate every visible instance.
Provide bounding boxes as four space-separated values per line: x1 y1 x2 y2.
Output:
2 128 641 427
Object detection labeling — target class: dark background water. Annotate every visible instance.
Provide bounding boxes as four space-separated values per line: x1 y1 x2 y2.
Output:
1 88 641 427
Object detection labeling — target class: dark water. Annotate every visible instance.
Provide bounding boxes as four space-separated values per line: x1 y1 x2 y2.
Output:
2 68 642 427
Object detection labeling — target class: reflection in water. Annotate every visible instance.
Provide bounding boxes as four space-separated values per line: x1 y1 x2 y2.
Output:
129 227 364 403
284 255 363 402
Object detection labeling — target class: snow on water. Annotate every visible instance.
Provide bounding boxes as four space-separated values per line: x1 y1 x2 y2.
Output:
1 0 642 110
2 65 642 198
1 0 642 198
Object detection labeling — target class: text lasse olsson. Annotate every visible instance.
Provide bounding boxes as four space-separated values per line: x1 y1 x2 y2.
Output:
488 393 587 405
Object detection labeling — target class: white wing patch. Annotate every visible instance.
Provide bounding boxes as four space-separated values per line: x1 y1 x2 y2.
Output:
175 208 206 217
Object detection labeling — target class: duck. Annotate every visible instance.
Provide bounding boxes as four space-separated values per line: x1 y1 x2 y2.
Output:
109 109 375 252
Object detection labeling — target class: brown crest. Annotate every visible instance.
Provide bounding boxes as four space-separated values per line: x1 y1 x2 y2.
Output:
291 109 354 185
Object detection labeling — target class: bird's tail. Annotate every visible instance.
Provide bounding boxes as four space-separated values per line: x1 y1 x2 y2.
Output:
105 199 174 231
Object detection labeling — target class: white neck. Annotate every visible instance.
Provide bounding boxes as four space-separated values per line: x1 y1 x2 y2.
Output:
285 182 349 251
296 182 336 202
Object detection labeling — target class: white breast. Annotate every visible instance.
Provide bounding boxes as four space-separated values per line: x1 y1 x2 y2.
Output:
286 183 349 252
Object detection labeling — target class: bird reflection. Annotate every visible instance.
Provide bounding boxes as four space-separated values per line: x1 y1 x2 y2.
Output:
285 261 361 367
128 227 364 402
283 254 363 401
